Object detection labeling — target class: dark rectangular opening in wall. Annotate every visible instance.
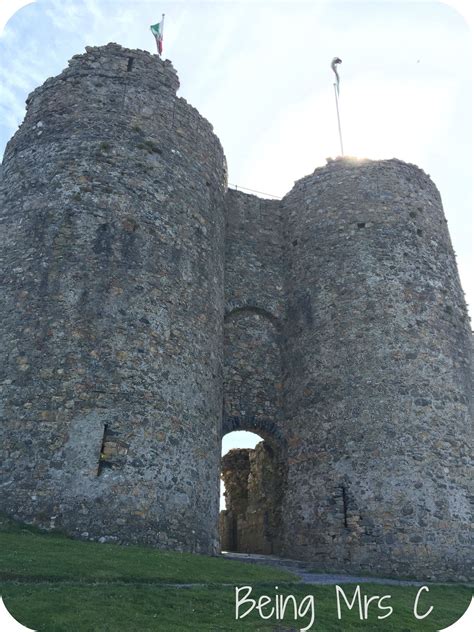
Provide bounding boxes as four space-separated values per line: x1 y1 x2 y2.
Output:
357 222 366 229
97 424 108 475
97 424 129 474
127 57 134 72
417 228 423 236
340 485 348 527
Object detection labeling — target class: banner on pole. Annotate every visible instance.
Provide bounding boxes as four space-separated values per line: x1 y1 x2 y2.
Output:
150 15 165 55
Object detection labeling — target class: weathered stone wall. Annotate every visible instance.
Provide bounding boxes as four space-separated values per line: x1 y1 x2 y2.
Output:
220 443 284 554
279 158 473 579
245 442 285 554
221 449 251 517
223 191 285 443
0 43 227 553
224 190 284 318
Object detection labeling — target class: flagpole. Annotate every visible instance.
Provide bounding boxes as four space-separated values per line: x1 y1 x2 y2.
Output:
331 57 344 157
333 82 344 157
159 14 165 56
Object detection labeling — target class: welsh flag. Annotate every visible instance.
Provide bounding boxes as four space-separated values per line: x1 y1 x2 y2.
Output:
150 15 165 55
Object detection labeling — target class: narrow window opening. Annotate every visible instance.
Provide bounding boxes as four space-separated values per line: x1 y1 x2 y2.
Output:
292 239 298 246
97 423 108 475
97 424 129 474
357 222 366 229
417 228 423 236
127 57 134 72
340 484 348 527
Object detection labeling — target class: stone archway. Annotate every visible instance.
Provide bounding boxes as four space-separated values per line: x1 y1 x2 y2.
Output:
220 306 286 554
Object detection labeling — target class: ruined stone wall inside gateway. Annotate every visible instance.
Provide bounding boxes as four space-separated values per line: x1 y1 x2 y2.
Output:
220 444 285 555
0 43 472 581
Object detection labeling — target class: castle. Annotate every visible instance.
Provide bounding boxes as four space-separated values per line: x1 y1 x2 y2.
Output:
0 43 472 581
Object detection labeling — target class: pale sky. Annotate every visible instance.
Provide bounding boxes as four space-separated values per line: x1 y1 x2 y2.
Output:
1 2 472 451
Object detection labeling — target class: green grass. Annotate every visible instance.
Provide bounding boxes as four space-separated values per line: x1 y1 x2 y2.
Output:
0 516 293 585
0 516 471 631
1 582 471 631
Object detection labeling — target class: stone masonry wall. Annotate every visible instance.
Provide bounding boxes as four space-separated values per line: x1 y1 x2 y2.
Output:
220 443 284 554
223 191 286 444
0 44 227 553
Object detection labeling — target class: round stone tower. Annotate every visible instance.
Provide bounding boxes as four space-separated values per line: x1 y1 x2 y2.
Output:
280 157 472 579
0 44 227 553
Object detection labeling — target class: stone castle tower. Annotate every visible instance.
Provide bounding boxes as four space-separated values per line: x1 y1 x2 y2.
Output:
0 44 472 580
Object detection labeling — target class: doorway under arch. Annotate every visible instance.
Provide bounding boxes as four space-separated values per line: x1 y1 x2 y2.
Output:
219 429 285 555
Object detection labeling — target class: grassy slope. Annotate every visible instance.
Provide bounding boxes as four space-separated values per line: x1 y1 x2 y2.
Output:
0 523 294 585
0 516 471 631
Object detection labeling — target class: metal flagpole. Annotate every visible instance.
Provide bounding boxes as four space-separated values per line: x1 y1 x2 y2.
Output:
331 57 344 157
333 82 344 156
161 13 165 41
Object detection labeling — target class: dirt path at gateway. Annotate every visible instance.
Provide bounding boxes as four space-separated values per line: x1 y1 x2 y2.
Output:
222 552 432 586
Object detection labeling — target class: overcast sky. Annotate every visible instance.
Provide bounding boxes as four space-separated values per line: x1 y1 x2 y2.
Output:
1 1 472 469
